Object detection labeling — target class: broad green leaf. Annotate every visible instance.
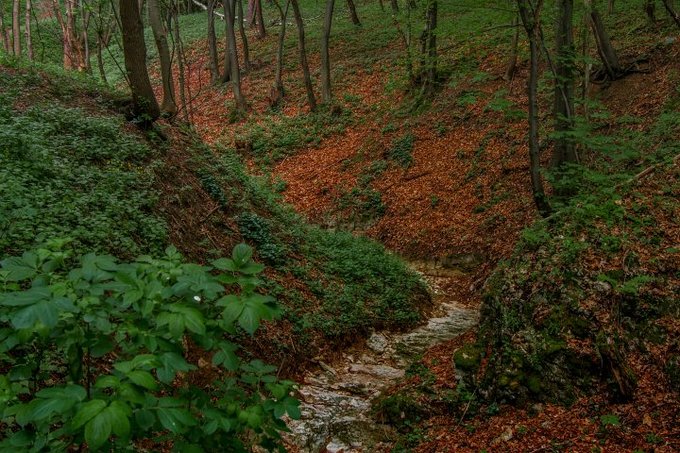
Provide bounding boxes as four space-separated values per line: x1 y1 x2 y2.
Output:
85 410 112 450
211 258 237 272
231 244 253 267
72 400 107 429
106 401 131 438
126 371 157 390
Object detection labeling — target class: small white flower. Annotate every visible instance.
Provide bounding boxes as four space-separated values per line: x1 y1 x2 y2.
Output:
193 295 201 302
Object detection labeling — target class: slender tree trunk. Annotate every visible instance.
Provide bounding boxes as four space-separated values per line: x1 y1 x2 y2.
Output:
80 0 91 72
119 0 160 121
419 0 437 97
661 0 680 28
390 0 398 14
221 0 232 83
237 0 251 71
346 0 360 25
290 0 316 110
320 0 334 103
378 0 384 12
517 0 551 216
12 0 21 56
553 0 577 170
247 0 256 26
97 38 107 82
224 0 246 110
24 0 33 59
586 0 621 79
149 0 177 115
207 0 220 83
255 0 265 38
0 1 10 53
645 0 655 23
504 13 520 81
271 0 289 104
172 3 189 122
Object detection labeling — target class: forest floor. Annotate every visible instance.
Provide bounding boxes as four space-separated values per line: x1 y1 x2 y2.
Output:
147 5 680 451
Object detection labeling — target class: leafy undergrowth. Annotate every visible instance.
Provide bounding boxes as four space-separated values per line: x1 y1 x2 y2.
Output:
0 61 430 376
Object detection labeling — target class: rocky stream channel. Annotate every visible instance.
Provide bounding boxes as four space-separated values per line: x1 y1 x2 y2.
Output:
285 264 480 452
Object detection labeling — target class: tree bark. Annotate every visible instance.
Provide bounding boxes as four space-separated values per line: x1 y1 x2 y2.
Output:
172 3 190 122
320 0 335 103
419 0 437 97
12 0 21 56
290 0 317 110
504 13 520 81
390 0 398 14
207 0 220 83
148 0 177 115
224 0 246 110
271 0 289 104
645 0 655 23
346 0 360 25
255 0 265 38
237 0 251 72
586 0 621 79
661 0 680 28
24 0 32 59
0 1 9 53
553 0 577 169
119 0 160 121
517 0 551 216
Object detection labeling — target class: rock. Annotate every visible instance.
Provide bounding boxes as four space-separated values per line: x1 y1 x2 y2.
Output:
367 332 389 354
349 364 405 380
441 252 485 271
491 427 513 445
594 281 612 293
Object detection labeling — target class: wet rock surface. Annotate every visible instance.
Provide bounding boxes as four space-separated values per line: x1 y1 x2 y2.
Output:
286 265 479 452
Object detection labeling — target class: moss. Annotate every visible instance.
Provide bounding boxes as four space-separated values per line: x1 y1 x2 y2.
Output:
454 344 483 371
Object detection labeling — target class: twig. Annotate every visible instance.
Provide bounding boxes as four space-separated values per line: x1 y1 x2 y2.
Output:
200 204 222 223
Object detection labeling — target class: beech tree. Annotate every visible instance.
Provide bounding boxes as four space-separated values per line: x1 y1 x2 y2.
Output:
206 0 220 83
320 0 334 103
12 0 20 56
24 0 32 59
0 0 9 53
585 0 621 79
346 0 360 25
662 0 680 28
148 0 177 115
271 0 289 105
290 0 317 110
119 0 160 121
224 0 246 110
237 0 251 72
553 0 577 169
517 0 551 216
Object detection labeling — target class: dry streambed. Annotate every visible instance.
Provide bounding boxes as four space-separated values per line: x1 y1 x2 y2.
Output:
285 265 479 452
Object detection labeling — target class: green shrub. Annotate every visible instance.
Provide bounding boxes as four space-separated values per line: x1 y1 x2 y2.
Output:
0 242 299 451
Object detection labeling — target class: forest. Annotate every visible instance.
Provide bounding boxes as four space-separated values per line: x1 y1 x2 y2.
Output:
0 0 679 451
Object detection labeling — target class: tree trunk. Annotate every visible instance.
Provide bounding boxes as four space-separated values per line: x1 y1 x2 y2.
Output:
378 0 384 12
661 0 680 28
290 0 317 110
24 0 32 59
587 0 621 79
149 0 177 115
12 0 21 56
645 0 655 23
237 0 251 71
255 0 265 38
320 0 334 103
207 0 220 83
419 0 437 97
0 2 9 53
97 38 107 83
553 0 577 170
346 0 360 25
390 0 398 13
221 0 232 83
80 0 91 72
271 0 289 104
172 3 190 122
247 0 256 26
224 0 246 110
119 0 160 121
517 0 551 216
504 13 520 81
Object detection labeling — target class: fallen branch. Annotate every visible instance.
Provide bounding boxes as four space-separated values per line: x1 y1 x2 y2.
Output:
192 0 224 20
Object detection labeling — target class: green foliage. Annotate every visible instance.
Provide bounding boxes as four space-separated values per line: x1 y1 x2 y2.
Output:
0 242 298 451
232 108 352 164
387 133 415 168
237 213 287 266
0 101 166 258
